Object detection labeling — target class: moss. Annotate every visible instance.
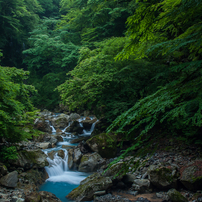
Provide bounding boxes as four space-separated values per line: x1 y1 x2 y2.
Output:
21 150 38 164
192 175 202 183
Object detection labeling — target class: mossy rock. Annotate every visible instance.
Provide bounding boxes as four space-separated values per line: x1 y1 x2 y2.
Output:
148 164 179 189
66 173 112 201
180 160 202 191
167 189 188 202
10 149 48 170
86 133 117 158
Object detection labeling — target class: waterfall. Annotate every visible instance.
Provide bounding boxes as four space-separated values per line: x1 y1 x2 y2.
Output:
50 126 56 133
83 119 99 135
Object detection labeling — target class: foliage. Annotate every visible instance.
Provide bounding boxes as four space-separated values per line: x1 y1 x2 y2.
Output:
0 146 18 161
0 0 42 67
0 65 38 142
108 0 202 145
58 37 166 121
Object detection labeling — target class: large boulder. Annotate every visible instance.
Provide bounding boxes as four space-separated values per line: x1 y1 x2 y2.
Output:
10 149 49 170
0 171 18 188
148 164 179 189
78 153 105 172
69 113 80 121
37 142 51 149
180 160 202 191
132 179 150 193
81 118 97 130
34 118 52 133
167 189 188 202
66 120 83 134
86 133 117 158
66 173 112 201
51 113 70 129
68 149 74 170
25 191 62 202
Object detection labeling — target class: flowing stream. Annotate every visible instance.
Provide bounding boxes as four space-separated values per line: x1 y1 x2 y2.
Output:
39 117 97 201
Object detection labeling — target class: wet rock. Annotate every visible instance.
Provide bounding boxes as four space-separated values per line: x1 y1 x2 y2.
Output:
70 136 89 144
132 179 150 193
74 148 82 164
34 119 52 133
78 152 105 172
167 189 188 202
66 121 83 134
47 151 57 160
180 160 202 191
0 171 18 188
81 118 97 130
56 128 62 133
86 133 117 158
55 135 63 142
58 150 65 159
51 113 70 129
148 164 179 189
25 191 61 202
94 193 135 202
37 142 51 149
66 173 112 201
10 149 48 170
69 113 80 121
68 149 74 170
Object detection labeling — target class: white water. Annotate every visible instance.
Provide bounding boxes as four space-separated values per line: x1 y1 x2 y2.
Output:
41 116 99 201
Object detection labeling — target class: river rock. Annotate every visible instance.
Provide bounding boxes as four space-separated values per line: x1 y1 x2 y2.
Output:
74 148 82 164
56 135 63 142
48 151 57 160
44 135 58 145
37 142 51 149
132 179 150 193
69 113 80 121
10 149 48 170
66 120 83 134
68 149 74 170
167 189 188 202
25 191 62 202
180 160 202 190
34 118 52 133
81 118 97 130
148 164 179 189
78 152 105 172
0 171 18 188
66 172 112 201
86 133 117 158
51 113 70 129
58 150 65 159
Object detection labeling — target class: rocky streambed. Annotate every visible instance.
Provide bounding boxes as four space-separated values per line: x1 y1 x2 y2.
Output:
0 110 202 202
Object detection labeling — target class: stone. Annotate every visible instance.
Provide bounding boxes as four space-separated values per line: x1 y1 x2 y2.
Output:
51 113 70 129
81 118 97 130
66 172 112 201
66 120 83 134
73 148 82 164
132 179 150 193
69 113 80 121
180 160 202 191
10 149 48 170
148 164 179 189
78 152 105 172
167 189 188 202
56 135 63 142
0 171 18 188
68 149 74 170
86 133 117 158
57 150 65 159
34 118 52 133
48 151 57 160
37 142 51 149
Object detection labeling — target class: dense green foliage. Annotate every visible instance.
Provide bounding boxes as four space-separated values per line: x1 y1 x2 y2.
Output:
0 65 38 142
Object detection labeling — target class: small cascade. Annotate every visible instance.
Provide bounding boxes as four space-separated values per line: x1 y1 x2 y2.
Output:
50 126 56 133
61 122 71 133
83 119 99 135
